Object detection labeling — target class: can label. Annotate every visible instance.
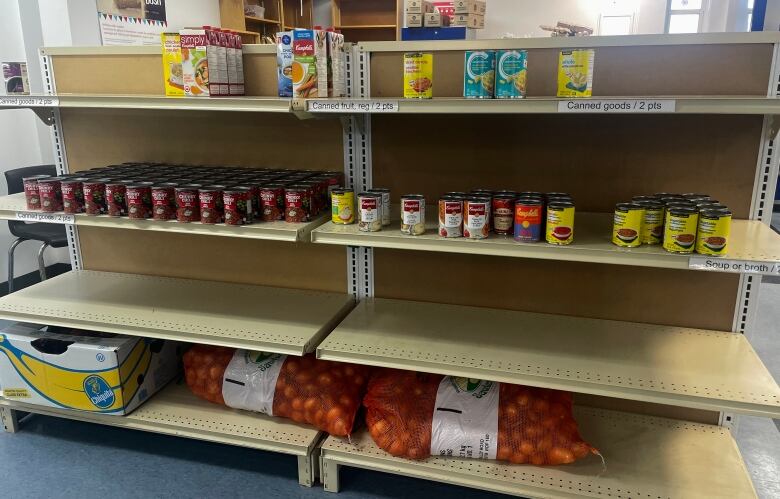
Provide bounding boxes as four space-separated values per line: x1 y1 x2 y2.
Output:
152 187 176 220
464 200 489 239
224 191 252 226
401 199 426 235
514 203 542 242
23 180 41 210
642 207 664 245
285 190 308 223
491 197 514 235
127 186 152 220
464 51 496 99
370 190 391 226
38 182 63 213
199 190 224 224
695 214 731 256
83 182 106 215
496 50 527 99
260 186 284 221
331 190 355 224
176 189 199 223
612 208 644 248
546 206 575 245
438 199 463 238
358 196 382 232
663 211 698 253
404 52 433 99
105 184 126 217
61 182 84 214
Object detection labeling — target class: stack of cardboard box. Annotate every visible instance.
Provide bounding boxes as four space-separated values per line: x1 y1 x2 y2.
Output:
451 0 486 29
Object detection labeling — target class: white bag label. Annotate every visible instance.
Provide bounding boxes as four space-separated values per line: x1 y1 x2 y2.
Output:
222 350 286 415
430 377 499 459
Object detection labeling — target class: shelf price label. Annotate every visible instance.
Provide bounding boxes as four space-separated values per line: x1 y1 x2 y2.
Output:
689 256 780 275
0 96 59 107
308 100 399 113
558 99 676 113
15 212 74 224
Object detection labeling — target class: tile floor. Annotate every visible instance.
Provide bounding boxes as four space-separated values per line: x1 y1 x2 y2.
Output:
0 282 778 498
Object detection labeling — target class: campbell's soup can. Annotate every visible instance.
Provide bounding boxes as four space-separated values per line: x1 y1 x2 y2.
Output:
23 175 50 210
367 187 391 226
285 186 309 223
61 178 87 214
260 183 284 221
331 188 355 225
175 184 201 223
224 187 253 226
126 182 154 220
438 196 463 238
83 178 110 215
358 192 383 232
464 196 490 240
546 201 575 245
38 177 64 213
514 197 543 242
492 195 515 235
401 194 426 235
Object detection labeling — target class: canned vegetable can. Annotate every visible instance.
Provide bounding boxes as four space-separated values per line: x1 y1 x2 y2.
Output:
546 201 575 245
61 178 87 214
199 185 225 224
358 192 383 232
638 200 664 245
663 206 698 253
331 188 355 224
83 178 110 215
491 195 515 235
23 175 50 210
367 187 391 226
514 197 543 242
612 202 644 248
401 195 426 236
695 208 731 256
438 196 463 238
175 184 201 223
464 196 490 240
152 183 178 221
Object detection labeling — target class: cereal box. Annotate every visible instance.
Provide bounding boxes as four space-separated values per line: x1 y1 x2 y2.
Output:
292 29 328 98
495 49 527 99
557 49 594 98
277 31 293 97
160 33 184 97
180 29 210 97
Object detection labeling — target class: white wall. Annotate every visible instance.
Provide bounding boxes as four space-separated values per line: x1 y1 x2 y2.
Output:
766 0 780 30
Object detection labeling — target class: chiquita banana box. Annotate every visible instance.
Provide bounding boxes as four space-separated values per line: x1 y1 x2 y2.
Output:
0 324 180 415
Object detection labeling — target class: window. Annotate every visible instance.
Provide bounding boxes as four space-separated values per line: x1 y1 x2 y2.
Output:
599 14 634 36
666 0 705 34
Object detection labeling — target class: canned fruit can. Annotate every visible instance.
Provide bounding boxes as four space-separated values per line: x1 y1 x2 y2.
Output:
61 178 86 214
285 187 309 223
464 197 490 240
546 201 575 245
83 178 109 215
367 187 391 226
404 52 433 99
612 202 644 248
199 185 225 224
38 178 64 213
438 196 463 238
105 181 130 217
638 200 664 245
401 195 426 236
358 193 383 232
126 182 153 220
464 50 496 99
152 183 177 221
23 175 50 210
663 207 698 254
224 187 253 226
175 184 201 223
491 195 515 235
514 198 543 242
696 209 731 256
331 188 355 224
496 50 527 99
260 184 285 221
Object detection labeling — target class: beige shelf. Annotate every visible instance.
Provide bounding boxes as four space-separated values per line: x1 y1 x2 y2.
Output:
0 270 355 355
320 407 757 498
0 94 292 113
0 383 322 485
317 298 780 417
0 193 326 243
312 211 780 275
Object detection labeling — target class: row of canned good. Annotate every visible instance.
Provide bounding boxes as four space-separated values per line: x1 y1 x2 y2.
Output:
21 163 344 225
612 193 732 256
331 189 576 245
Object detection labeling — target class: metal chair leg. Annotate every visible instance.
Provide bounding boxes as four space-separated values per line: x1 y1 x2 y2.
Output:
7 238 25 294
37 242 49 281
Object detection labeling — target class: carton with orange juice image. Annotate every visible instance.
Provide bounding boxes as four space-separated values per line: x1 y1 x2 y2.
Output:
292 29 327 98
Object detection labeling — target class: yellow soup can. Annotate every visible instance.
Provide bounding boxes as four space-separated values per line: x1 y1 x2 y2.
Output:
695 208 731 256
331 188 355 224
546 201 575 245
638 200 664 245
663 206 698 253
404 52 433 99
612 202 644 247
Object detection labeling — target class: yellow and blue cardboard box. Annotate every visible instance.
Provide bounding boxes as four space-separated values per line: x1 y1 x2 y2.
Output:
0 324 180 415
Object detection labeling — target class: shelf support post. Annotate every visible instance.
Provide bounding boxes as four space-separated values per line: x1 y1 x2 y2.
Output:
320 455 340 492
0 406 20 433
297 454 315 487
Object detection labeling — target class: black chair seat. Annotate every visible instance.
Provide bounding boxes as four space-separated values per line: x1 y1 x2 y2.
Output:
10 222 67 247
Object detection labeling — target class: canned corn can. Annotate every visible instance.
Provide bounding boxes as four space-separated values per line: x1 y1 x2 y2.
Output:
438 196 463 238
612 202 644 248
695 209 731 256
663 206 698 254
546 201 575 245
638 200 664 245
464 196 490 240
401 195 426 236
514 197 543 242
331 188 355 225
367 187 391 226
358 192 383 233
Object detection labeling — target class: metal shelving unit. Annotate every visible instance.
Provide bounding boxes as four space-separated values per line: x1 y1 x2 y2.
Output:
312 211 780 274
0 193 327 243
320 407 756 497
0 271 355 355
318 298 780 417
0 383 323 486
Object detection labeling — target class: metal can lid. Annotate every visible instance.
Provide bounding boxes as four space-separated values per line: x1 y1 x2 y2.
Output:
466 195 491 202
84 177 112 184
366 187 390 193
200 184 226 192
224 186 252 194
682 193 710 199
668 206 697 215
61 177 90 184
518 191 544 197
152 182 179 189
331 188 354 194
636 199 664 209
23 175 51 182
698 203 728 211
515 196 543 205
663 198 694 206
655 192 683 198
492 193 516 200
401 194 425 199
440 195 464 202
126 181 154 188
493 190 517 196
548 200 575 209
701 208 732 218
631 195 660 203
546 192 570 198
175 183 203 191
615 202 644 211
443 191 468 198
470 188 493 194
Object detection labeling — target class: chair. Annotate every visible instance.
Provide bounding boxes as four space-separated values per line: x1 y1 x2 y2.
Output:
4 165 67 293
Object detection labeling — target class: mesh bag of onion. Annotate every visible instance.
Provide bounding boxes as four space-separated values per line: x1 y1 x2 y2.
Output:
183 345 370 436
363 369 598 465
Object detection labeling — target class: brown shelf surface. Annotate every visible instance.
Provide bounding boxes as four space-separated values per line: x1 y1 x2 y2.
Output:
245 15 281 24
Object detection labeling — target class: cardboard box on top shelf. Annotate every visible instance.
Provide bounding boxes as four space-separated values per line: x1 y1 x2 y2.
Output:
424 12 443 27
407 0 435 13
454 0 486 15
451 13 484 29
406 12 423 27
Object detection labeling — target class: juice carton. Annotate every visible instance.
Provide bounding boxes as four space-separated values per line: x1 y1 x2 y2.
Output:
160 32 184 97
558 49 595 98
180 29 210 97
277 31 293 97
205 26 228 96
292 29 327 98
